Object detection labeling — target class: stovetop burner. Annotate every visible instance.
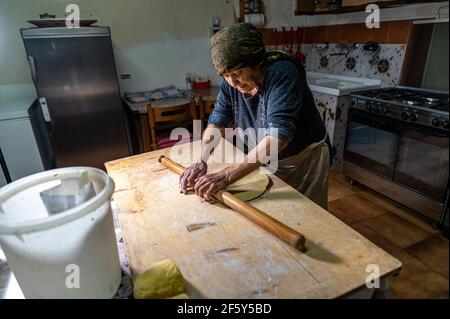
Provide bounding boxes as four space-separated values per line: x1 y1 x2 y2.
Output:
393 96 448 107
357 87 449 112
351 87 449 130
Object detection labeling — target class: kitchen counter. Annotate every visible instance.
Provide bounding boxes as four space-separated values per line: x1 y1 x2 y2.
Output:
307 72 381 96
306 73 381 168
105 139 402 298
0 83 37 120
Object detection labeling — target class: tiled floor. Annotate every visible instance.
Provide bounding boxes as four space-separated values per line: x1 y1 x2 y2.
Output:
328 169 449 299
0 170 448 299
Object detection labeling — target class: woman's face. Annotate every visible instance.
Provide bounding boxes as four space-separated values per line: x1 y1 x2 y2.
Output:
223 67 261 95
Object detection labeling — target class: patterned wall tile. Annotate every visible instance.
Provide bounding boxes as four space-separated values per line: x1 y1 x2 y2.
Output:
302 43 407 87
311 92 350 168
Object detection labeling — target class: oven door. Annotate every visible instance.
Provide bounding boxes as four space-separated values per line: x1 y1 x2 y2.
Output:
393 123 449 203
344 109 400 179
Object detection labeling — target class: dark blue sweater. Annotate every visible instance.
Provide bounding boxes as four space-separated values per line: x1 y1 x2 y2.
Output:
208 59 329 160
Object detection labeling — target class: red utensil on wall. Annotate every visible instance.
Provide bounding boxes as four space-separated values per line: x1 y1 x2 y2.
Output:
294 27 305 65
274 28 279 50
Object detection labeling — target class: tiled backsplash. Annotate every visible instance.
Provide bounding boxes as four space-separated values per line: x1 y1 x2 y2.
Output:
302 43 407 87
261 20 413 168
261 20 412 87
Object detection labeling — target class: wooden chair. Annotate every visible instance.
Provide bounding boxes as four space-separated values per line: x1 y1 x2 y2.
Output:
199 97 216 131
147 97 197 150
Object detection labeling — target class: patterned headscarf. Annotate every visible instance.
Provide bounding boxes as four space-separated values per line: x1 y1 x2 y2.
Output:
210 23 266 75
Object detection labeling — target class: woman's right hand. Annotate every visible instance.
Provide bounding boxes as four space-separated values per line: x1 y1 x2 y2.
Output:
179 161 208 194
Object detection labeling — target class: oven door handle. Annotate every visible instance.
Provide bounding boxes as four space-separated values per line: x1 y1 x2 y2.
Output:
349 109 400 134
398 122 449 138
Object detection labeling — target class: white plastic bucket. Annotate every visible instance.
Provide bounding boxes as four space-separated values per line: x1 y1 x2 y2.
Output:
0 167 121 299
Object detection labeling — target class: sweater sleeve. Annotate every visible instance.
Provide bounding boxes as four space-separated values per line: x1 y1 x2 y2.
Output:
207 80 234 128
265 67 303 143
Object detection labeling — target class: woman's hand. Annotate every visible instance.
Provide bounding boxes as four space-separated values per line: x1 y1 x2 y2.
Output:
194 171 231 201
179 161 208 194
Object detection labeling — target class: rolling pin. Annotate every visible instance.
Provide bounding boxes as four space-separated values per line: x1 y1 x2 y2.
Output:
158 155 306 251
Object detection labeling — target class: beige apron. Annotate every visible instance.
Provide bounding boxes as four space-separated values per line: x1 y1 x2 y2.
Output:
274 135 330 210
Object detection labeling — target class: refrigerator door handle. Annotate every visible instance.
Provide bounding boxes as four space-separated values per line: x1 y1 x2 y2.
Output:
27 55 37 83
39 97 52 123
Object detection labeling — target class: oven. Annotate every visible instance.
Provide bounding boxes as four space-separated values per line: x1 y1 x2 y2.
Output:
394 122 449 203
343 104 449 224
345 109 399 179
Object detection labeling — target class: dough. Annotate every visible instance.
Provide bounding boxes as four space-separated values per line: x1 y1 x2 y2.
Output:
225 170 271 202
169 293 190 299
133 259 187 299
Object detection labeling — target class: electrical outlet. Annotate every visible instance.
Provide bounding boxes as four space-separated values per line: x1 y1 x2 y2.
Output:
120 74 131 79
212 16 221 27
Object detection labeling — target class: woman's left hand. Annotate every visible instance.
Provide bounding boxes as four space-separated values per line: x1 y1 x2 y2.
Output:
194 171 231 201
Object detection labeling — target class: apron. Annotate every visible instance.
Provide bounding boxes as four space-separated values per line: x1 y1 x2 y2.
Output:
262 51 330 209
274 134 330 210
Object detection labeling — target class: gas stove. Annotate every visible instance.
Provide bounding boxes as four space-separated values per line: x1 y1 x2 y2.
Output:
351 86 449 130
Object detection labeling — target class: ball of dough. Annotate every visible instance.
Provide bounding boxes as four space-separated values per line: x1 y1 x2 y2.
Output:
133 259 186 299
169 293 190 299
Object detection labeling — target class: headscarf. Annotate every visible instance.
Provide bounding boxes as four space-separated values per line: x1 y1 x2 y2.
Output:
210 23 266 75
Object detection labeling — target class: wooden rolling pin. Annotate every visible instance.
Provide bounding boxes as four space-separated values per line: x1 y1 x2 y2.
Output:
158 155 306 251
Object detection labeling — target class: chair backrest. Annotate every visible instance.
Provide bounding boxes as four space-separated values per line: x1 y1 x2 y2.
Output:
148 99 197 125
200 98 215 115
147 98 197 150
199 97 216 131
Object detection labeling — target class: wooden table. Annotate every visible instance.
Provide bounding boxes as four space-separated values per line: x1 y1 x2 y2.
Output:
105 140 402 298
123 87 220 153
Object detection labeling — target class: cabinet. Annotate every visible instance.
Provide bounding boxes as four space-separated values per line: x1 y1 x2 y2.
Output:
342 0 393 6
237 0 265 23
296 0 430 15
0 84 44 188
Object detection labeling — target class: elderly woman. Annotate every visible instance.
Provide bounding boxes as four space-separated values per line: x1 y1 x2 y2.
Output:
179 23 331 209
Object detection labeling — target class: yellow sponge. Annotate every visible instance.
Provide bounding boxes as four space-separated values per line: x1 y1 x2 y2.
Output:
133 259 187 299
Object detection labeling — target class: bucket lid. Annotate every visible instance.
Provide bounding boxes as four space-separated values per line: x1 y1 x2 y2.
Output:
0 167 114 235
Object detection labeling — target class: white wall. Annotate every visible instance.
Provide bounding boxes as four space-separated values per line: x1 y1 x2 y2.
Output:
0 0 235 91
1 0 447 92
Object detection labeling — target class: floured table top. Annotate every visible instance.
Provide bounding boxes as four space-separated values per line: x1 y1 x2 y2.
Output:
105 140 401 298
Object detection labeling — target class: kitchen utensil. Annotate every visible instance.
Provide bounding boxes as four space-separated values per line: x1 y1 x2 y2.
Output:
274 28 279 50
288 27 295 55
294 27 305 64
282 27 287 51
159 155 306 251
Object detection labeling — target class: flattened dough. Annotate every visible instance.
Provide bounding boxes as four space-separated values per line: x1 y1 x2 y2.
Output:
225 170 272 202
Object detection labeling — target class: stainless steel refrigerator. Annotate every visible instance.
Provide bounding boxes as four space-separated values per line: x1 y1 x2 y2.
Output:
21 26 130 170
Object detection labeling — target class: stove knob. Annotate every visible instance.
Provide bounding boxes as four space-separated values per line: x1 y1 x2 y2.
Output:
401 112 410 120
366 103 373 112
409 113 419 122
442 120 449 130
382 107 390 115
432 118 442 127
